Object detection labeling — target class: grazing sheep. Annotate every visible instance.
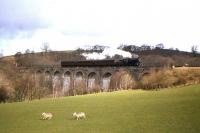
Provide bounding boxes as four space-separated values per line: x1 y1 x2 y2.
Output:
73 112 86 120
41 112 53 120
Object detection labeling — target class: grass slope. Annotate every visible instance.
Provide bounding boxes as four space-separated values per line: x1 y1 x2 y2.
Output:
0 85 200 133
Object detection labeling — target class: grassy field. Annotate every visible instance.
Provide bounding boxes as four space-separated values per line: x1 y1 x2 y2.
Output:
0 85 200 133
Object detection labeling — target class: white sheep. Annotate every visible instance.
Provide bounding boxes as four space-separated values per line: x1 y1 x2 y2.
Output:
41 112 53 120
72 112 86 120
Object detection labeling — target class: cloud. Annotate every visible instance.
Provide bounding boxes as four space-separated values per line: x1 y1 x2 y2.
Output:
0 0 49 38
0 0 200 56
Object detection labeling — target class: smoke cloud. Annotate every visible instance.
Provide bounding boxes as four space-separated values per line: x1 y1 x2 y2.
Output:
82 47 134 60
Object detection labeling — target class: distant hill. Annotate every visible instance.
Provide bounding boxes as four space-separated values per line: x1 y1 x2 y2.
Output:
8 50 86 67
135 49 200 67
118 44 200 67
0 48 200 68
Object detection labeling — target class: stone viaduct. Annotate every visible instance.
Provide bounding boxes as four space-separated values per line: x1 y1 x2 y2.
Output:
21 58 144 96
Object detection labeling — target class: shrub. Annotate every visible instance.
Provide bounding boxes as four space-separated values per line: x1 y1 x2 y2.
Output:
139 68 200 90
110 70 136 90
0 86 9 103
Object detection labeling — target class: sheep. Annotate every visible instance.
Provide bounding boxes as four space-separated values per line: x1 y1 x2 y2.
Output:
41 112 53 120
72 112 86 120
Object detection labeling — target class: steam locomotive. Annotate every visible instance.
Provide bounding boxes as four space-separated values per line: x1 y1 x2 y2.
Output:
61 58 141 67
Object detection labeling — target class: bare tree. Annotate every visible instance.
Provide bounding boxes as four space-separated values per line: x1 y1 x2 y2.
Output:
41 42 51 52
155 43 164 49
25 49 30 54
140 44 152 51
0 86 9 103
110 70 135 90
0 49 3 57
191 45 198 54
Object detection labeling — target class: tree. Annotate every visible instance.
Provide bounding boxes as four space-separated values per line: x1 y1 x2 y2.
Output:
25 49 30 54
175 48 179 51
191 45 198 54
92 45 108 53
0 86 9 103
41 42 51 52
140 44 151 51
0 49 3 57
110 70 135 90
155 43 164 49
118 45 140 52
15 52 22 67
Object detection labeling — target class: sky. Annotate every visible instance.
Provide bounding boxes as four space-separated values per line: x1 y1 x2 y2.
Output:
0 0 200 56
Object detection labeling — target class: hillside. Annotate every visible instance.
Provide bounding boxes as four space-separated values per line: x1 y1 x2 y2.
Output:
0 84 199 133
135 49 200 67
1 48 200 68
0 48 200 103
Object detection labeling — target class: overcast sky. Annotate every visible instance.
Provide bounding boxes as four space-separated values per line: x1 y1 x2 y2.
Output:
0 0 200 56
